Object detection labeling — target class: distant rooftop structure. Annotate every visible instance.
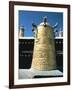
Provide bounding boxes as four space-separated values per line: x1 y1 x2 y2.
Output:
19 26 24 37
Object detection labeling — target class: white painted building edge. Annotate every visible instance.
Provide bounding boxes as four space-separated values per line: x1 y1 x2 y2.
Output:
19 37 63 39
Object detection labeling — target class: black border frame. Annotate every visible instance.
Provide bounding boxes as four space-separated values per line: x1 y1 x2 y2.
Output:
9 1 70 89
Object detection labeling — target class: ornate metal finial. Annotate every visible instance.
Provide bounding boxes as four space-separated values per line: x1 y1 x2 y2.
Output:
52 22 58 29
32 23 38 38
43 16 47 26
32 23 37 31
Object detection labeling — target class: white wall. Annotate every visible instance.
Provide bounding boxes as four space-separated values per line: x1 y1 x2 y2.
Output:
0 0 72 90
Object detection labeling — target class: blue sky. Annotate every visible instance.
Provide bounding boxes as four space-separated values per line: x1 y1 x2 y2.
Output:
19 10 63 37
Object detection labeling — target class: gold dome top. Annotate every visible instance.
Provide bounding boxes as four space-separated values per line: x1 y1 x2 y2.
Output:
38 16 51 27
